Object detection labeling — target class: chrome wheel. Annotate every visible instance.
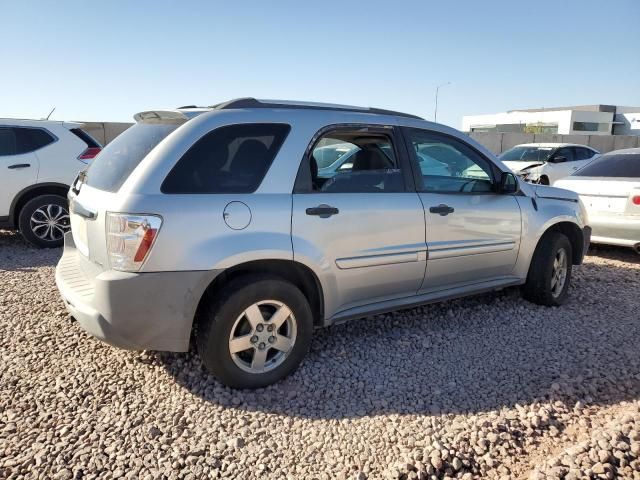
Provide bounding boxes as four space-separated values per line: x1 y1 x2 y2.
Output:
551 248 568 298
30 204 70 242
228 300 297 374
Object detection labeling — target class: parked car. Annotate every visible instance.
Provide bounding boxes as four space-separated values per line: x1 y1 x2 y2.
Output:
499 143 599 185
555 148 640 253
56 98 590 389
0 118 102 247
315 142 450 177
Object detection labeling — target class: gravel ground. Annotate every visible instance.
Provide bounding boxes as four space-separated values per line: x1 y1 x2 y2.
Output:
1 229 640 480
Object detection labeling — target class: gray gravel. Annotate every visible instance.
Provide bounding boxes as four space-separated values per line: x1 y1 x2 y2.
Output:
1 229 640 479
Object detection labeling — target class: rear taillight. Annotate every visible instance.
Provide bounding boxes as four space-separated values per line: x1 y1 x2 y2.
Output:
632 195 640 206
106 213 162 271
78 147 102 162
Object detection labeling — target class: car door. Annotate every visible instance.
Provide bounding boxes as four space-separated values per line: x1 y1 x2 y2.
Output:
548 146 575 183
291 125 427 319
0 127 40 217
401 127 522 292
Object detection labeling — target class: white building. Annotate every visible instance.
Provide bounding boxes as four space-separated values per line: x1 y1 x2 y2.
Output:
462 105 640 136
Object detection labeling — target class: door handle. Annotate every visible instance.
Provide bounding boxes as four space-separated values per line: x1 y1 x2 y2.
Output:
306 204 339 218
8 163 30 169
429 204 455 216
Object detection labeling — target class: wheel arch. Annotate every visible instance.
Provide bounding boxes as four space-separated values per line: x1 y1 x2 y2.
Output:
194 259 325 336
538 220 585 265
8 182 71 227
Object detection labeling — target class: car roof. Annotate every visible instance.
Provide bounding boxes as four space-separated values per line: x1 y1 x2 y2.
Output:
514 143 595 149
133 98 500 164
0 117 83 129
135 97 424 122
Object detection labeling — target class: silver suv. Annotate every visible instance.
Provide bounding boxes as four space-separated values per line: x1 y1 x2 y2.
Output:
56 98 591 389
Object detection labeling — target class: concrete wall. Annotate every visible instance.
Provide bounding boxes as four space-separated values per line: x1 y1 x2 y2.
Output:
81 122 133 145
468 132 640 155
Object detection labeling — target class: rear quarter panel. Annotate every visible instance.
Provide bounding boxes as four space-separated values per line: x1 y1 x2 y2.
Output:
136 193 294 272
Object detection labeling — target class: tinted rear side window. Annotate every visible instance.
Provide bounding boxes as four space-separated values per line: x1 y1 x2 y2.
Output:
70 128 101 148
575 153 640 177
0 128 17 155
162 123 291 194
0 126 55 155
85 122 179 192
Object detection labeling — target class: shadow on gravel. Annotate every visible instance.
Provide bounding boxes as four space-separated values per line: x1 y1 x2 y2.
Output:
158 254 640 419
0 230 61 271
587 244 640 264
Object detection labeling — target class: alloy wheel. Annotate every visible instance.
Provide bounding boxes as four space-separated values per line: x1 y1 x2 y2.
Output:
30 204 70 242
228 300 297 374
550 248 568 298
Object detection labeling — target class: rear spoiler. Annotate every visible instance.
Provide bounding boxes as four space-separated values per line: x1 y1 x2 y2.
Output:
133 108 211 123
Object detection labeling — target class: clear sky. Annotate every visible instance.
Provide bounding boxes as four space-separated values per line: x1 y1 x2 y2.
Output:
2 0 639 128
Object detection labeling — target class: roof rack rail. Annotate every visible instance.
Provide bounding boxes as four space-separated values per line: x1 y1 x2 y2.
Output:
177 105 199 109
208 97 423 120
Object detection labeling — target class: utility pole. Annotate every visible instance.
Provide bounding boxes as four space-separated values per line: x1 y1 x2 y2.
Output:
434 82 451 123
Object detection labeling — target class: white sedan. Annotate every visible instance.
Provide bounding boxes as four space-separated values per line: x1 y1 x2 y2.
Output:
556 148 640 253
499 143 599 185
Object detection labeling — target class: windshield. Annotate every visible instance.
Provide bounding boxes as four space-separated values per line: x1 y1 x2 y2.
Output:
84 122 180 192
574 152 640 177
499 146 554 162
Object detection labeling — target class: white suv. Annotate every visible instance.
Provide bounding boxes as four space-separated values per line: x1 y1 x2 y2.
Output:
0 119 101 247
499 143 599 185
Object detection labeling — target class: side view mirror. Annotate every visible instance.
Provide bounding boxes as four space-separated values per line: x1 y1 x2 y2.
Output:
550 155 566 163
499 172 518 194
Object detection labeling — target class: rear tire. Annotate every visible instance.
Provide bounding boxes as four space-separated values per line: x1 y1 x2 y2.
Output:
18 194 70 248
197 275 314 389
522 231 572 306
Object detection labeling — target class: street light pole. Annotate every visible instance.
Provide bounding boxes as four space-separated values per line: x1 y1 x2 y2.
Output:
434 81 451 123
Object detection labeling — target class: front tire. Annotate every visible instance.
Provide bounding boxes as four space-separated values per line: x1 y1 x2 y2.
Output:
197 275 314 389
537 175 550 185
18 194 70 248
523 231 573 306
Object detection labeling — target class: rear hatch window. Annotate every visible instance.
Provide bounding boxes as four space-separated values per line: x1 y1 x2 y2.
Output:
84 122 179 192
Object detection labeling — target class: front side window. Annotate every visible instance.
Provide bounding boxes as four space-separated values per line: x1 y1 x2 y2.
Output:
553 147 574 162
405 128 494 193
162 123 290 194
0 126 54 156
304 128 404 193
574 152 640 177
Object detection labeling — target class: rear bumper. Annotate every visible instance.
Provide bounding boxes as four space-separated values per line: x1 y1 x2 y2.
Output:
55 232 220 351
589 215 640 248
